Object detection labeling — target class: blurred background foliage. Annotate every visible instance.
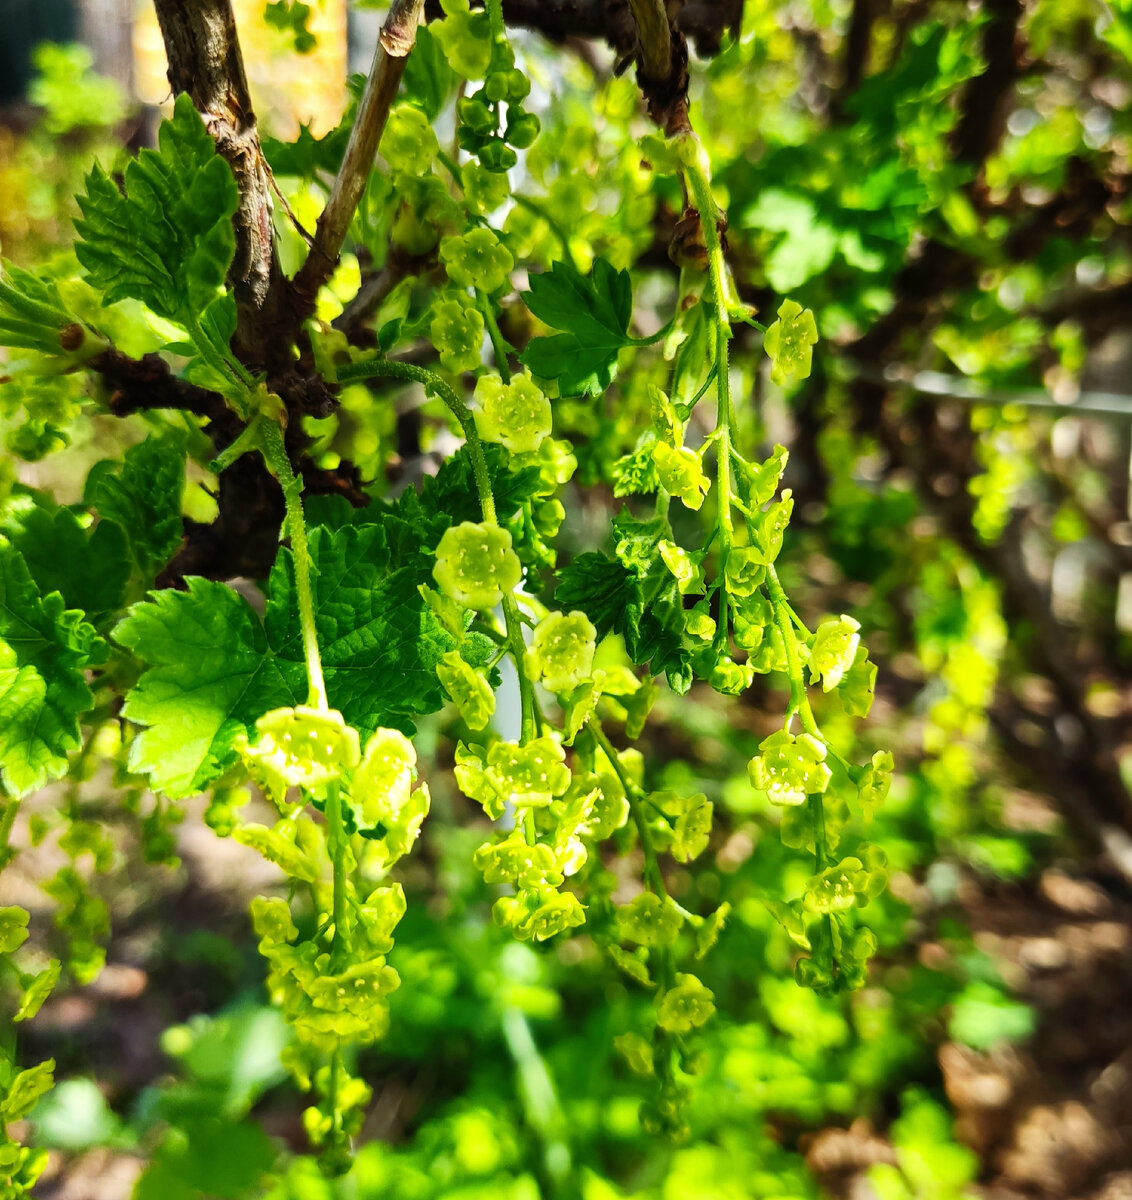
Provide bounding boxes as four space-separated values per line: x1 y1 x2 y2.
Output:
3 0 1132 1197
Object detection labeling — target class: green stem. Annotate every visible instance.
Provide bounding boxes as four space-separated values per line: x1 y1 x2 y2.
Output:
209 414 265 476
325 776 349 1150
259 420 328 711
511 195 575 265
335 356 535 740
485 0 507 39
435 148 464 186
766 564 819 737
477 288 512 383
503 595 535 742
501 1006 575 1198
185 313 255 413
785 602 812 639
767 565 829 874
587 716 665 897
327 781 348 967
679 134 734 649
808 792 829 871
471 619 508 646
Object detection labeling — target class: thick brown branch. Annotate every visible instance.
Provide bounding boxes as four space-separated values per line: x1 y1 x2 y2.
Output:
832 0 879 116
626 0 671 82
291 0 426 322
88 349 228 420
950 0 1023 172
151 0 289 370
484 0 739 59
625 0 690 134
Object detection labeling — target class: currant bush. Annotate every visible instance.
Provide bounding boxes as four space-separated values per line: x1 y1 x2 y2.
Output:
0 0 924 1184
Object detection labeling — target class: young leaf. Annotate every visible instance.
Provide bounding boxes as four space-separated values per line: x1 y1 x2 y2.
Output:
0 645 51 799
520 257 636 396
114 524 457 797
264 524 457 735
0 501 129 617
84 434 186 584
0 544 103 797
556 538 693 694
401 26 459 121
0 261 76 354
74 92 238 327
113 578 300 798
554 552 634 637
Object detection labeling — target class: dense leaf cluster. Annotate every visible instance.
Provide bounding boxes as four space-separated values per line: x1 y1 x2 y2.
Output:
2 0 1129 1195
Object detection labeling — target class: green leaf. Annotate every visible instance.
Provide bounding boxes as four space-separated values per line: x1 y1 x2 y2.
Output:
28 1076 123 1150
265 524 457 736
0 260 76 354
306 444 539 556
741 189 838 291
520 257 636 396
0 499 129 616
0 542 102 797
1 1060 55 1122
423 442 542 529
0 372 85 462
134 1117 275 1200
402 26 459 120
14 960 61 1022
0 906 30 954
263 119 351 178
84 434 185 584
948 981 1035 1051
115 524 456 796
554 552 632 635
0 648 51 799
113 578 300 798
264 0 317 52
555 541 692 693
74 92 238 326
1102 0 1132 63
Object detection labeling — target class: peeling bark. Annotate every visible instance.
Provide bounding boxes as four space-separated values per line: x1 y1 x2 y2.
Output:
151 0 289 370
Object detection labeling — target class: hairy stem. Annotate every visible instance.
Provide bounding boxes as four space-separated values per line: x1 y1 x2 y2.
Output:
336 356 536 739
766 565 829 875
588 716 665 897
766 564 819 737
259 420 327 710
485 0 508 42
678 134 734 647
327 781 348 966
291 0 426 317
478 289 512 383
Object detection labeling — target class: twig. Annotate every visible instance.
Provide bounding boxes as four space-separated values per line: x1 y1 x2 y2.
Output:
624 0 691 134
332 251 429 341
291 0 426 320
852 363 1132 421
626 0 672 83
